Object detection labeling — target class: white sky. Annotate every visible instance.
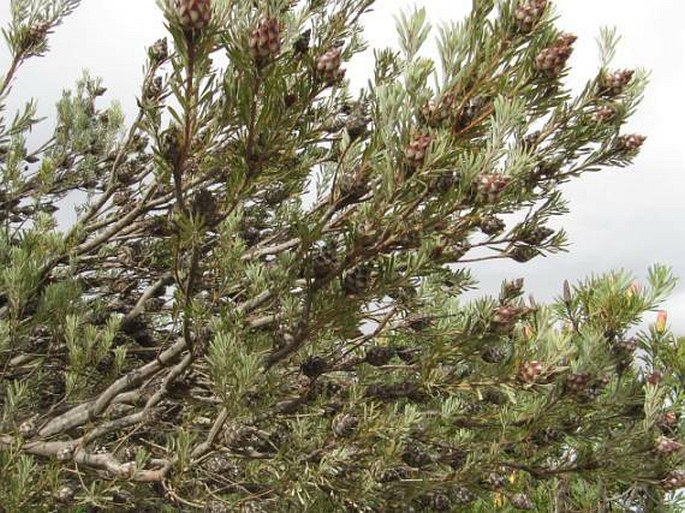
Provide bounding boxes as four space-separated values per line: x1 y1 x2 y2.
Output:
0 1 683 333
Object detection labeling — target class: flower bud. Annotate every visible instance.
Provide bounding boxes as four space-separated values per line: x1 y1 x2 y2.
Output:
656 310 668 334
626 280 641 298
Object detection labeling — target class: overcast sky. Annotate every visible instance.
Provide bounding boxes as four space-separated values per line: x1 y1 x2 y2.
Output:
0 1 683 333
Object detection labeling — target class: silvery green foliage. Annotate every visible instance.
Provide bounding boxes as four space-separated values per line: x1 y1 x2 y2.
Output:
0 1 682 511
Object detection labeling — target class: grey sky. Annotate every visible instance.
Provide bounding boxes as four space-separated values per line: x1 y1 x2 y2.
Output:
1 1 683 333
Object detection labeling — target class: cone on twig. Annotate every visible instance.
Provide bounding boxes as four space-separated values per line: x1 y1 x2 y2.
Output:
535 33 576 76
477 172 509 203
148 38 168 63
20 22 50 53
566 372 592 394
658 411 679 436
593 105 615 123
519 226 554 245
663 470 685 490
508 245 539 263
405 133 433 167
338 165 368 205
316 48 345 85
615 133 646 153
365 346 395 366
491 305 527 332
655 436 682 456
293 29 311 54
310 244 337 279
250 18 281 63
599 69 634 97
514 0 547 33
332 413 359 437
480 216 506 236
301 356 328 379
519 360 543 383
342 265 372 295
176 0 212 31
508 493 535 510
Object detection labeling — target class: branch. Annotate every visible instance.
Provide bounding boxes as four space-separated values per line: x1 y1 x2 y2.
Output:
38 337 187 437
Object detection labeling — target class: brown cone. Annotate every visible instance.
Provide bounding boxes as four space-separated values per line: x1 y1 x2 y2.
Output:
176 0 212 31
250 18 281 62
535 33 576 76
316 48 345 85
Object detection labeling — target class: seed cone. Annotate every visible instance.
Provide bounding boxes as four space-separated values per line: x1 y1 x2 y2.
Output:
600 69 634 97
316 48 345 85
477 172 509 203
535 33 576 76
176 0 212 31
514 0 547 33
519 360 543 383
250 18 281 62
405 134 433 167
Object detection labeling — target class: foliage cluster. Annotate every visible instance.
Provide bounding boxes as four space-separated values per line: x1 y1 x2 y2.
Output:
0 0 683 511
